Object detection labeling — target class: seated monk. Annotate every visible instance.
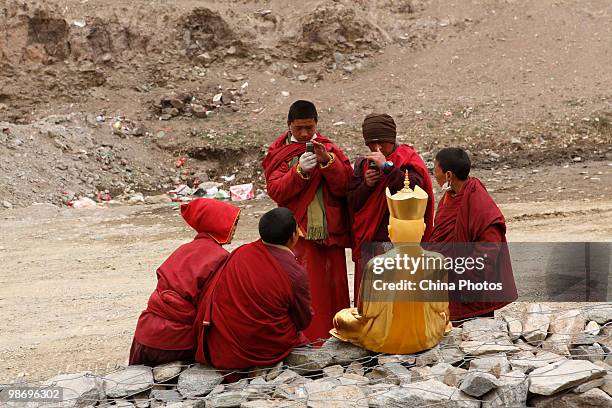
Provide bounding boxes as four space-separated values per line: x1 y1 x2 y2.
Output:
430 148 518 322
195 207 313 370
331 174 451 354
130 198 240 366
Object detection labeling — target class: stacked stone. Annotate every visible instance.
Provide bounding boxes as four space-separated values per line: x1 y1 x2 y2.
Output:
3 304 611 407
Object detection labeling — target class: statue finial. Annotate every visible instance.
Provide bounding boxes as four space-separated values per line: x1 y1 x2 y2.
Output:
402 170 412 192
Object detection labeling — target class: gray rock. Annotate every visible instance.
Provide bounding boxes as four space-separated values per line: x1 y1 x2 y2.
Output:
177 365 224 398
322 365 344 378
430 363 467 387
408 366 433 382
461 318 509 342
414 346 444 366
585 305 612 325
529 359 607 395
338 373 369 386
241 401 306 408
44 371 105 407
345 361 364 377
440 346 466 365
522 303 552 343
103 366 153 398
369 379 479 408
469 355 511 378
571 343 605 362
306 384 367 408
481 369 528 408
503 315 522 341
459 371 500 397
153 361 184 383
543 309 586 354
150 389 182 403
440 327 463 347
532 387 612 407
584 321 601 336
366 363 410 385
571 377 605 393
206 390 249 407
165 401 206 408
284 347 333 374
267 369 299 385
302 378 339 396
321 337 370 364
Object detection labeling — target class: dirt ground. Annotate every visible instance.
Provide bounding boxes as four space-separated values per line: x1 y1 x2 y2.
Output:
0 161 610 382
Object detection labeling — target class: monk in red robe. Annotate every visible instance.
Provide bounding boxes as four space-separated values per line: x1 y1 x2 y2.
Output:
430 148 518 322
195 208 313 369
262 100 352 342
129 198 240 366
348 113 435 300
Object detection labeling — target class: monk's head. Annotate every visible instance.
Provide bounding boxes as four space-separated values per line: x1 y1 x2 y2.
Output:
259 207 301 249
362 113 396 156
434 148 470 191
287 100 318 142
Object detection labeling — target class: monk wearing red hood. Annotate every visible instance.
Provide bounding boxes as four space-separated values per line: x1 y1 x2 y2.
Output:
348 113 435 300
430 148 518 322
195 207 313 369
129 198 240 366
262 100 352 342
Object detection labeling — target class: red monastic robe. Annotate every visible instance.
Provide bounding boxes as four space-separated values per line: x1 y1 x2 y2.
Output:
349 144 435 299
262 132 352 343
194 240 312 369
430 177 518 320
130 198 239 365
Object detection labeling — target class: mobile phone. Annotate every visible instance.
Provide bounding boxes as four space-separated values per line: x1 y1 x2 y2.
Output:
368 160 379 171
305 142 314 153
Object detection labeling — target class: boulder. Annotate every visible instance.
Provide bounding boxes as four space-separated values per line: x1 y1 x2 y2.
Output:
44 371 105 407
322 365 344 378
469 355 511 378
571 377 605 393
503 315 523 341
150 389 183 403
459 371 500 397
409 366 433 382
461 319 509 342
532 387 612 407
321 337 370 364
206 391 249 408
284 347 333 374
177 365 224 398
339 373 369 386
481 370 528 408
153 361 184 383
430 363 467 387
460 340 518 356
306 385 367 408
529 359 607 395
521 303 552 343
366 363 410 385
543 309 586 354
369 379 479 408
103 366 153 398
570 343 605 362
585 305 612 325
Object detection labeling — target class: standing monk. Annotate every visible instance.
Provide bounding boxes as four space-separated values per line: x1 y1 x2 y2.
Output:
130 198 240 366
430 148 517 322
262 100 352 342
348 113 434 299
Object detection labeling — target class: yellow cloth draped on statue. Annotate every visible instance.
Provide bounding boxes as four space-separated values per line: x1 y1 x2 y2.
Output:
330 174 451 354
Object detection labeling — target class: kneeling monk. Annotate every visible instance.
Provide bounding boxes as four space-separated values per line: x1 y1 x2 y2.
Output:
331 174 451 354
130 198 240 366
195 208 313 369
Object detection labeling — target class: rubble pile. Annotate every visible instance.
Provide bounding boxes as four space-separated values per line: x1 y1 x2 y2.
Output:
152 85 250 121
2 304 610 407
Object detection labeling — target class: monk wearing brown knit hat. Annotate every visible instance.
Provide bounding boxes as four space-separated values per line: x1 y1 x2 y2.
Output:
347 113 436 301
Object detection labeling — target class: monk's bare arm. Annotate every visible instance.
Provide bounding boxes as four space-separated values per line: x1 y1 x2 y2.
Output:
266 162 310 206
